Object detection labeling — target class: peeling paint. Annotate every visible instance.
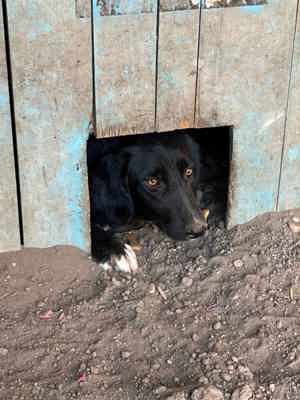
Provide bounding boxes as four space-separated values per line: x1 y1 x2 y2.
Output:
204 0 266 9
241 4 264 15
287 145 300 162
50 124 89 250
0 91 8 109
0 6 20 251
28 22 53 40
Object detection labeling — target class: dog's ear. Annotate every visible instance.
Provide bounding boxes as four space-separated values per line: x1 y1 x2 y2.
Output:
90 152 134 228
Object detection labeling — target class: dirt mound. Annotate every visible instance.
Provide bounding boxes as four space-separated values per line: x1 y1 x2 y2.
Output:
1 209 300 399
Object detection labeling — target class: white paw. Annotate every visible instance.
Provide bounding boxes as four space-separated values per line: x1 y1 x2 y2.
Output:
99 244 139 274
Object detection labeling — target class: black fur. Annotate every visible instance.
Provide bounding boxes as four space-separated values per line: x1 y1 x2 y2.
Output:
87 132 209 264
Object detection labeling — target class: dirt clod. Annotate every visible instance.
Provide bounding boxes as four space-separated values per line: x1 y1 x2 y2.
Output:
191 385 224 400
231 384 253 400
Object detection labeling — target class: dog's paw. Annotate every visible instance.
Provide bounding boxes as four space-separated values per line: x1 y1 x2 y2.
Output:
100 244 138 274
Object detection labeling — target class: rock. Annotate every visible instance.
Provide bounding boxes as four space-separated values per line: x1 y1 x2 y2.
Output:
288 217 300 234
269 384 275 393
155 385 167 394
213 321 222 330
191 385 224 400
234 259 244 268
238 365 253 380
152 362 160 370
121 351 130 359
182 277 193 288
193 333 200 342
149 283 156 294
0 347 8 356
90 366 100 375
166 392 187 400
187 248 200 258
231 385 253 400
222 373 232 382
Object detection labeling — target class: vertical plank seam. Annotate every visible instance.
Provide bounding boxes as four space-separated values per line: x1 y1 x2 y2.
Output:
154 0 160 131
2 0 24 245
193 0 203 127
276 0 300 211
91 0 97 136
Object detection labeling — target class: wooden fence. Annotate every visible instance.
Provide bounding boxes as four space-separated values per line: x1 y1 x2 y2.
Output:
0 0 299 252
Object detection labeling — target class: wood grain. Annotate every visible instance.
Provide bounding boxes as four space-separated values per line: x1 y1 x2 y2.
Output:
7 1 92 250
0 4 20 252
196 0 298 226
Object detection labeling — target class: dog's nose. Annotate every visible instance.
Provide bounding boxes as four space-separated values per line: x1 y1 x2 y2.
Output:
187 209 209 236
187 214 208 237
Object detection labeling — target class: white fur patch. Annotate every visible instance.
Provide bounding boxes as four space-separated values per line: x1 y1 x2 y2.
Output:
99 244 138 274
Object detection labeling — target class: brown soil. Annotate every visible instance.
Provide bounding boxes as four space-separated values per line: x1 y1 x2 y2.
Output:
1 209 300 400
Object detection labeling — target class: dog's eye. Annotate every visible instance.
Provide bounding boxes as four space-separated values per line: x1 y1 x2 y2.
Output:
184 168 193 177
146 176 159 187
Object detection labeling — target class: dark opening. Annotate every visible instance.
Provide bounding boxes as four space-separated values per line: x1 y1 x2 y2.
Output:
191 126 232 228
87 126 232 248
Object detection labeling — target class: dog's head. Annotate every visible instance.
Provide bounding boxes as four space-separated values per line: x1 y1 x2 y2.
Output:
90 133 208 240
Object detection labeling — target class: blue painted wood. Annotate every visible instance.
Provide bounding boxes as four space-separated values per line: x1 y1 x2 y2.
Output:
203 0 267 8
156 1 200 131
7 1 92 251
93 0 157 137
278 4 300 212
0 5 20 252
196 0 298 226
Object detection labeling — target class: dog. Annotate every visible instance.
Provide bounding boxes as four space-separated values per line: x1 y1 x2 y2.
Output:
87 131 211 273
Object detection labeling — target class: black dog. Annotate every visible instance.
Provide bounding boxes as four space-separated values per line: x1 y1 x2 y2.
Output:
87 132 210 273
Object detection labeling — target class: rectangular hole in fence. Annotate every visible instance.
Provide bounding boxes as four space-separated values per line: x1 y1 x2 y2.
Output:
87 127 232 250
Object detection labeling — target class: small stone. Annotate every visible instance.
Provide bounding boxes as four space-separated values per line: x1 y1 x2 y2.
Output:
198 376 209 385
166 392 187 400
231 385 253 400
12 262 16 267
121 351 130 359
149 283 156 294
191 385 224 400
152 362 161 370
155 385 167 394
269 384 275 393
112 277 122 287
238 365 254 380
0 347 8 356
193 333 200 342
213 321 222 330
234 259 244 268
222 373 232 382
288 218 300 234
182 277 193 288
90 366 100 375
276 320 283 329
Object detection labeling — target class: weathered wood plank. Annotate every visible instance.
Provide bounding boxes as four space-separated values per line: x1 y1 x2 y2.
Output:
0 5 20 252
156 3 200 131
196 0 298 226
203 0 267 8
93 0 157 137
7 1 92 250
277 5 300 212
